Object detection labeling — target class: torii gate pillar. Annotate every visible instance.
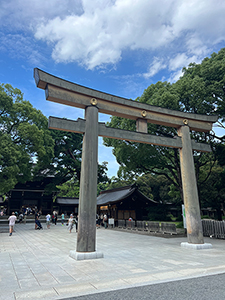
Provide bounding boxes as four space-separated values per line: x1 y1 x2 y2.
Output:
70 105 104 260
178 125 212 249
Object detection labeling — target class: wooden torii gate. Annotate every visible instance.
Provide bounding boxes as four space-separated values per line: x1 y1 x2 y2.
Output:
34 68 218 259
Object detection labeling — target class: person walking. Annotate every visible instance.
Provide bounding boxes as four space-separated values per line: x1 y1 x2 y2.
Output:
23 211 27 224
100 213 104 227
103 214 108 229
8 212 17 236
35 211 39 230
96 214 100 228
61 213 65 226
67 214 74 233
46 213 51 229
52 213 55 224
75 215 78 232
19 212 23 223
35 213 43 230
54 212 57 225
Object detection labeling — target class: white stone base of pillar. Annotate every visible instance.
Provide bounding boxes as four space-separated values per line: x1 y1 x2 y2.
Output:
69 250 104 260
181 242 212 250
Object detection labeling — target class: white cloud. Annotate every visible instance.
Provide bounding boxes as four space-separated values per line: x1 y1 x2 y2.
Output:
33 0 177 69
167 69 183 83
1 0 225 75
167 50 204 83
171 0 225 41
169 53 199 71
32 0 225 72
143 57 167 79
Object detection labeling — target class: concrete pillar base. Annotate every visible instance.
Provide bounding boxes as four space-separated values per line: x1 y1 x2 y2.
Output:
69 250 104 261
181 242 212 250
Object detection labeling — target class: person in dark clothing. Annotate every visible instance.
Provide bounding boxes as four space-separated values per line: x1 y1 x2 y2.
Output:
35 211 39 230
54 212 57 225
35 212 43 230
75 215 78 232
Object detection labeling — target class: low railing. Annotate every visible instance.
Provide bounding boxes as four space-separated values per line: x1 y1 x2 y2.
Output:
202 219 225 239
161 223 177 235
116 220 177 235
118 219 126 228
126 220 135 230
147 221 161 233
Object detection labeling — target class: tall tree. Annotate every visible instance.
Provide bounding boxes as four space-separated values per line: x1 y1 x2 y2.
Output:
39 128 111 195
37 129 83 193
56 161 110 197
182 47 225 129
103 48 225 206
103 81 184 202
199 162 225 220
0 83 110 198
0 83 54 194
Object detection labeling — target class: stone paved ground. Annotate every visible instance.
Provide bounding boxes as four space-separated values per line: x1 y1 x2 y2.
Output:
0 222 225 300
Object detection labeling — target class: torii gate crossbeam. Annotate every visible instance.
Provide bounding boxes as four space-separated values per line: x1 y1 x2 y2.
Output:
34 68 217 259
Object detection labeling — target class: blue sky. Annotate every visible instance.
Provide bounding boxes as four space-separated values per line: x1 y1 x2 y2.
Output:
0 0 225 177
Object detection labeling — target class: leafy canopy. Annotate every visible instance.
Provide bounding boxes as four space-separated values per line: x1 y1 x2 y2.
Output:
103 48 225 207
0 83 54 194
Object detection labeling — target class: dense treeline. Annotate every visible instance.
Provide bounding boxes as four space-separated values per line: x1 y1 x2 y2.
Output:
0 84 109 196
103 48 225 220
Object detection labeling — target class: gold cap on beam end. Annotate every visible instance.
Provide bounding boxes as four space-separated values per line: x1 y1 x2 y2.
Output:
142 110 147 117
90 98 98 105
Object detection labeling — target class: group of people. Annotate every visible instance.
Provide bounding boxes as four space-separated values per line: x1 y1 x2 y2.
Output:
8 210 111 236
9 206 38 225
96 213 108 229
0 207 7 216
7 211 38 236
34 211 60 229
44 212 78 233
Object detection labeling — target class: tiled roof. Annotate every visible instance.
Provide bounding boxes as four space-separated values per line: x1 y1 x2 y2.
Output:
56 197 79 205
56 186 158 206
97 185 157 205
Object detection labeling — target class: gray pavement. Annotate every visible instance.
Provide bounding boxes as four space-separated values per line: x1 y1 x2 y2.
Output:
0 222 225 300
60 273 225 300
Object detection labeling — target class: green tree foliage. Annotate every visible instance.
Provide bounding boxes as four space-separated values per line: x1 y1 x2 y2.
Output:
0 84 54 194
182 48 225 125
136 174 171 203
36 127 111 195
0 84 110 198
147 205 171 222
56 176 80 198
103 82 184 202
56 161 110 198
98 161 110 185
38 129 83 193
199 162 225 220
103 48 225 209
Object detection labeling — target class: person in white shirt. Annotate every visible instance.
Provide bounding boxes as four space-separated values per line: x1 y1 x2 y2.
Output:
46 214 51 229
8 212 17 236
67 214 74 233
103 214 108 229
